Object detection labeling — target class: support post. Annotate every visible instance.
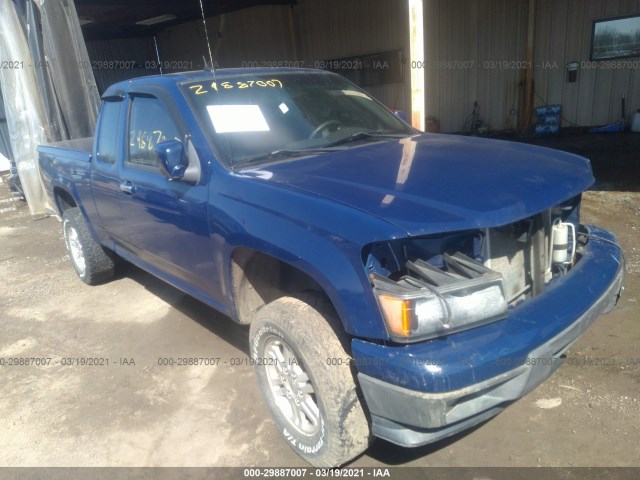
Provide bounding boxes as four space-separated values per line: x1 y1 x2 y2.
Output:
408 0 425 131
520 0 536 132
288 4 298 62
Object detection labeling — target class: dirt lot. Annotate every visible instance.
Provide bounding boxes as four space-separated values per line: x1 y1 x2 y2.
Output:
0 133 639 470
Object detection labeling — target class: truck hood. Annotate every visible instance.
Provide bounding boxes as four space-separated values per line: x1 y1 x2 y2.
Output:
241 134 594 236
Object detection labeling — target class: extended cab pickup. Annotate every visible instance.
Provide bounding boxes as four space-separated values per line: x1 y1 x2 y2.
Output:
38 68 624 467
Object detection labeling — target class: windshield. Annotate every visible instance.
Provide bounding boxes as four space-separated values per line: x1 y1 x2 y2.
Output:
182 71 415 167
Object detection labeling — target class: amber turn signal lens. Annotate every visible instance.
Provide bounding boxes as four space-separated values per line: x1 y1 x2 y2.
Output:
377 295 413 337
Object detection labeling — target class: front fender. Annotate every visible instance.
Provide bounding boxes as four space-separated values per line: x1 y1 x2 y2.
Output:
213 175 405 339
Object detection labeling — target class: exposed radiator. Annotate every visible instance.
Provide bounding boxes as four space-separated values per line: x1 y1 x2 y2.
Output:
485 216 546 304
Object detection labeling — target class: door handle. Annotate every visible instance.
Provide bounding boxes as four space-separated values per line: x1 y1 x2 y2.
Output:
119 181 136 195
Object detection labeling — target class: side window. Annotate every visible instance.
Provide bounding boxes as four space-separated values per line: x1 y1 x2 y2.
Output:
127 96 181 170
96 100 122 164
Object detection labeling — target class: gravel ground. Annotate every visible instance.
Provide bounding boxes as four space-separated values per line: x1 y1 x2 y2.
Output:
0 134 638 470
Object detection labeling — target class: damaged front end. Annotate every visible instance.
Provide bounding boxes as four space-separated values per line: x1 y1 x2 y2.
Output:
364 196 584 343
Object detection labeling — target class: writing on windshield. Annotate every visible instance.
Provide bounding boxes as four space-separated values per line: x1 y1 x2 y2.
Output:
183 72 413 166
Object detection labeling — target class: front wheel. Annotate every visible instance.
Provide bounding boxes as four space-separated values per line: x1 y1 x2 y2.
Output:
249 295 371 467
62 207 116 285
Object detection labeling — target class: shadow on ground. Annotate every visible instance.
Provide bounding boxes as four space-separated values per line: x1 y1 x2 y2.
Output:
120 262 251 356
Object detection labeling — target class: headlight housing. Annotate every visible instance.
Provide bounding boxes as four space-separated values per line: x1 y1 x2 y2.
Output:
372 253 508 342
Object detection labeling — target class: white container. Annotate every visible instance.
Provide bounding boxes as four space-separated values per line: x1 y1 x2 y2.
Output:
552 222 569 264
632 110 640 133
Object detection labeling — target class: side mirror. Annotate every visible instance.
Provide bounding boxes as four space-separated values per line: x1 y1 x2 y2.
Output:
393 110 409 123
156 140 188 180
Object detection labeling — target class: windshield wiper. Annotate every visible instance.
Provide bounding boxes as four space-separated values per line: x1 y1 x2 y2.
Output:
320 131 410 148
232 132 411 169
233 147 341 169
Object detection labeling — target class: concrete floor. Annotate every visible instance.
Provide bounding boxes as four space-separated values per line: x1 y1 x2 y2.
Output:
0 133 638 469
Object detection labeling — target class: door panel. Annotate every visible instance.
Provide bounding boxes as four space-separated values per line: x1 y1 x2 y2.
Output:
113 93 217 298
91 97 131 242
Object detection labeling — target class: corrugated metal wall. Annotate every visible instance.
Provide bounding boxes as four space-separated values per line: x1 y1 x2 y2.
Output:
534 0 640 127
425 0 640 132
155 0 410 111
86 38 157 93
295 0 409 111
85 0 640 131
424 0 529 133
157 5 293 68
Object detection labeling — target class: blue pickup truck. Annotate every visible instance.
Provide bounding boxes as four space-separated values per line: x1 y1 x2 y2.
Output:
38 68 624 467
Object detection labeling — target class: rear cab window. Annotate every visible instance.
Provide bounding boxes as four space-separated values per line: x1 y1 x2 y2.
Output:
96 99 122 164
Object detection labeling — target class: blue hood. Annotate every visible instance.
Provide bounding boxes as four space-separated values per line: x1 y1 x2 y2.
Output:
244 134 594 236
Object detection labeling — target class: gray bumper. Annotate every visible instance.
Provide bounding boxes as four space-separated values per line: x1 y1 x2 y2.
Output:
359 259 624 448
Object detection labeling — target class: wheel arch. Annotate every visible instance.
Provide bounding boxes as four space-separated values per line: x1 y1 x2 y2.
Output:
231 247 335 325
228 238 387 339
53 186 78 216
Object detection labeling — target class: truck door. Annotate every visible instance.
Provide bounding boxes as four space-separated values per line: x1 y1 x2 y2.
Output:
114 91 217 299
91 94 129 242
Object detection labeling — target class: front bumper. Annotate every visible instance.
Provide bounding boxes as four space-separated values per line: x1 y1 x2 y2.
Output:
353 226 624 447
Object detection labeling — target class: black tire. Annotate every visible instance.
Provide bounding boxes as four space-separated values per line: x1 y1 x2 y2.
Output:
249 294 371 467
62 207 116 285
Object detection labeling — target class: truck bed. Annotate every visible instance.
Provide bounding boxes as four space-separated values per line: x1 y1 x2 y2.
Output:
38 137 95 218
38 137 94 163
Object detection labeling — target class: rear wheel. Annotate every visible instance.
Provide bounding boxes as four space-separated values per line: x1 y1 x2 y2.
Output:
62 207 116 285
249 294 371 467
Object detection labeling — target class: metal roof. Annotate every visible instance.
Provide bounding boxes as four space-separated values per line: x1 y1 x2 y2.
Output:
75 0 295 40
